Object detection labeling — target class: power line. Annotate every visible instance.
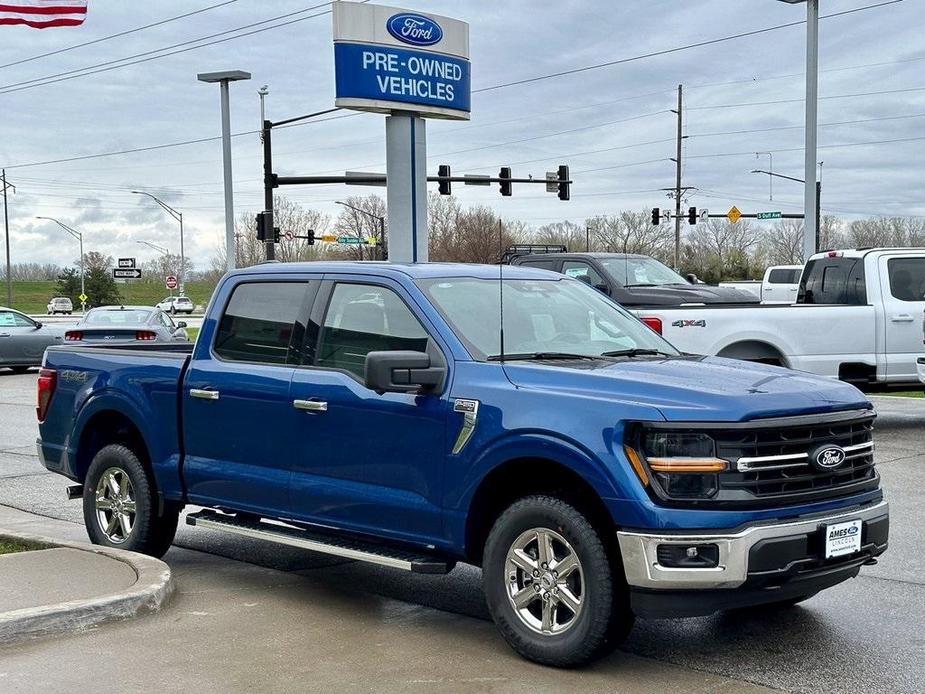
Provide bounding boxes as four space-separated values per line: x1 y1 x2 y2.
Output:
688 112 925 138
685 135 925 160
688 85 925 111
0 1 239 71
472 1 903 94
0 1 344 96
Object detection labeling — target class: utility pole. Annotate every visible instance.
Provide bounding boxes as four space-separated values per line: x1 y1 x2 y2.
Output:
671 84 683 270
2 170 13 307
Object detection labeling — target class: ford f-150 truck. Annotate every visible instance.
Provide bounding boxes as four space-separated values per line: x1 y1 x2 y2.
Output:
633 248 925 390
36 262 889 667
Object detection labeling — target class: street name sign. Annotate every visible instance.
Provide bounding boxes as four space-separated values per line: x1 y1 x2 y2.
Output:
337 237 365 245
118 257 135 269
333 2 471 120
113 268 142 279
757 211 783 220
727 206 742 224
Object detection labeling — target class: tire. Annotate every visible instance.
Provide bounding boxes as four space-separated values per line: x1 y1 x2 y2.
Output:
82 444 179 558
9 366 31 374
482 495 633 668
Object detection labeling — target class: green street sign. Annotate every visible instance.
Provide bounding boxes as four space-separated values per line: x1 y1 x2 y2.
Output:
757 211 782 220
336 236 364 245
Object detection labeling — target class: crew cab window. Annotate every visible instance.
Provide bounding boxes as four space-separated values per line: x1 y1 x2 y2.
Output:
798 258 866 305
562 261 606 287
768 268 800 284
316 283 429 379
0 310 33 328
519 259 557 271
887 258 925 302
214 282 312 365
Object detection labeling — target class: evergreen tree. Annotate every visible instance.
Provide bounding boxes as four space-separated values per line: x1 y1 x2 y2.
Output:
84 267 122 308
53 268 81 303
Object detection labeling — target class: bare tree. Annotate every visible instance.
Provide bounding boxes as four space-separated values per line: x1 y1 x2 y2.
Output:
684 219 762 282
0 262 60 281
761 219 804 265
533 221 587 250
590 211 674 264
428 193 462 261
334 194 386 260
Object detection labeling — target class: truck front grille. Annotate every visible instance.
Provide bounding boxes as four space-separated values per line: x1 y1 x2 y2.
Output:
715 415 875 500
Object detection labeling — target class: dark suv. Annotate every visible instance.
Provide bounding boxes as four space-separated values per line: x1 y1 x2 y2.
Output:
511 252 758 307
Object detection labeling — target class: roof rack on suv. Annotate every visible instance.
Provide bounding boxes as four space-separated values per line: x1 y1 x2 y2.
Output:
500 244 567 265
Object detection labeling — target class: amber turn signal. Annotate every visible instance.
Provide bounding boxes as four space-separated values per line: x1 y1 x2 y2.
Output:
623 445 650 487
647 457 728 473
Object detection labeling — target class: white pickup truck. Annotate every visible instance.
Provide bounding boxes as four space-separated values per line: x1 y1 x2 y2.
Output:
632 248 925 390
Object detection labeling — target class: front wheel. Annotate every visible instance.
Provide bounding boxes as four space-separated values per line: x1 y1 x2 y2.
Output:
482 495 633 667
82 444 179 558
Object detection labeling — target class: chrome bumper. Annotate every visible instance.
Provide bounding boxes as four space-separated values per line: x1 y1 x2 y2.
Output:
617 500 889 590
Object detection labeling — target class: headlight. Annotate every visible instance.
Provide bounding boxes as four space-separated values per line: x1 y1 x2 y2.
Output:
634 431 729 499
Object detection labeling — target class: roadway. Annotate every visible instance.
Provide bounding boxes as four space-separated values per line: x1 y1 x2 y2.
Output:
0 370 922 693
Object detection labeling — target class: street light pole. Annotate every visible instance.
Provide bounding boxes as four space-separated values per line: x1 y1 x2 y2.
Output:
2 169 13 307
751 167 823 251
198 70 251 272
36 216 84 312
132 191 184 290
756 152 773 201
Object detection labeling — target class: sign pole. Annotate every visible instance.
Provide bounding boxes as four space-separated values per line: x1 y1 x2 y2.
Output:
386 112 428 263
802 0 819 261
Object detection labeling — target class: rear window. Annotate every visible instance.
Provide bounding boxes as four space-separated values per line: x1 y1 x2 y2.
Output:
84 309 151 326
214 282 315 365
767 269 801 284
798 258 866 305
518 259 558 271
887 258 925 302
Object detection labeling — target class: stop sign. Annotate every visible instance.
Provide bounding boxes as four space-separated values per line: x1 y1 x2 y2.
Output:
165 276 178 290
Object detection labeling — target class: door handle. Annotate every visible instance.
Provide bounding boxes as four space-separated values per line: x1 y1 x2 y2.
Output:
0 333 10 337
293 399 327 412
190 388 220 401
890 314 915 322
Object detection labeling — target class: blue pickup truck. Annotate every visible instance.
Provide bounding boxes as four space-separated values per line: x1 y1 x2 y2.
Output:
36 262 888 666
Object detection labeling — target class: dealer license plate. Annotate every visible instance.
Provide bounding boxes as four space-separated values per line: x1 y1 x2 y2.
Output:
824 519 863 559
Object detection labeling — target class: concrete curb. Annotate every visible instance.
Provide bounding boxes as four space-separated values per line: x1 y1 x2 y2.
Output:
0 529 174 643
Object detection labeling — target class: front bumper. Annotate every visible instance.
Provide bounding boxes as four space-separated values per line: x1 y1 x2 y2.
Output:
617 499 888 593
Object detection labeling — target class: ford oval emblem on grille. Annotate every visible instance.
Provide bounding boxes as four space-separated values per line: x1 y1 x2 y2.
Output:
386 13 443 46
811 445 847 471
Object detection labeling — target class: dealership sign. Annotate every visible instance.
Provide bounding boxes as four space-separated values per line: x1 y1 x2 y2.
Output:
332 2 470 120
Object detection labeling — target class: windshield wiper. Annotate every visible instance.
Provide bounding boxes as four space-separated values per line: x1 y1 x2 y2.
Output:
622 283 660 288
599 348 674 358
487 352 601 362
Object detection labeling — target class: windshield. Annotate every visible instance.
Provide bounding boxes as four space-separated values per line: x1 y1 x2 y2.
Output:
83 309 151 326
599 257 687 287
419 277 679 360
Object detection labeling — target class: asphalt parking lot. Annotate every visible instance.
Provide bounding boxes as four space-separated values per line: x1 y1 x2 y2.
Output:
0 368 922 693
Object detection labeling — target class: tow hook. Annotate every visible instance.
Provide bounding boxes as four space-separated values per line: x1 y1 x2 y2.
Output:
863 557 879 566
65 484 84 500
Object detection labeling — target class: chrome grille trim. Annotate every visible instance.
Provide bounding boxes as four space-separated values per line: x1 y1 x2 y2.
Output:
736 440 874 472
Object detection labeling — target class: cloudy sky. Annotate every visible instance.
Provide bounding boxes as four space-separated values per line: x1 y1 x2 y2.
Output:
0 0 922 271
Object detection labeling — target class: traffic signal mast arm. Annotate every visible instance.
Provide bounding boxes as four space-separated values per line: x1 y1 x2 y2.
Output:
272 171 571 189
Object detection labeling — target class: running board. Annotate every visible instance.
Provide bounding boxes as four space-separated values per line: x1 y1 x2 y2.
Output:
186 510 453 574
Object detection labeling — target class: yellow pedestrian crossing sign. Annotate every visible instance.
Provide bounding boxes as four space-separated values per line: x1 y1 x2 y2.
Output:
78 293 88 303
727 206 742 224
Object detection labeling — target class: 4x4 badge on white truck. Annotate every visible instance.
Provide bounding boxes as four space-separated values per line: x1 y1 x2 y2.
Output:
452 399 480 455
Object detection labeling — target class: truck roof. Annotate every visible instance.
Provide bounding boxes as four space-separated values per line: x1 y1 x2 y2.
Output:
232 261 561 280
811 247 925 260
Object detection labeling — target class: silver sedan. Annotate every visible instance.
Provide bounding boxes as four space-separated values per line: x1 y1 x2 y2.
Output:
0 307 66 373
66 306 189 344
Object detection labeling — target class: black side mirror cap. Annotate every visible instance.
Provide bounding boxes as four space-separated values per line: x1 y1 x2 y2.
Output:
34 322 43 329
176 321 188 328
594 283 610 294
365 350 445 395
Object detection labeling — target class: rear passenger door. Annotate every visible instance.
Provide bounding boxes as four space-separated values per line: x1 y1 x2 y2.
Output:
287 277 449 544
182 278 319 516
879 255 925 382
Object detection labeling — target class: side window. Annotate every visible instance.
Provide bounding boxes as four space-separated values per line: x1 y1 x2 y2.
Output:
520 259 557 271
316 283 430 379
0 311 33 327
562 261 605 287
887 258 925 302
768 269 798 284
159 312 175 330
214 282 313 365
799 259 865 305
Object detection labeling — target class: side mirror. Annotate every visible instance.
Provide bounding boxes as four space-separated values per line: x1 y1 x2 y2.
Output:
33 321 43 329
594 282 610 295
176 321 188 328
686 273 698 285
364 350 445 395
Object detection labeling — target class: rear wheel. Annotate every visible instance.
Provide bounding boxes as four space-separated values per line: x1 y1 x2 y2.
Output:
82 444 179 558
482 495 633 667
9 366 31 374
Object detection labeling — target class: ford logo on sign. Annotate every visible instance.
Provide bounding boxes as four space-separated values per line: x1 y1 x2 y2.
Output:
810 445 847 471
386 13 443 46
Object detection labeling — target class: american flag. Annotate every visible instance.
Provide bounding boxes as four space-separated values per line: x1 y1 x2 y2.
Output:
0 1 88 29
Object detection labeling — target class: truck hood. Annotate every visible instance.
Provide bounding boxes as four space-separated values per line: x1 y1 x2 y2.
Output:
624 283 758 306
502 356 871 422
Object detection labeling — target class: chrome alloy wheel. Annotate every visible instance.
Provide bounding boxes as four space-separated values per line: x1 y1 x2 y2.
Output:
94 467 136 544
505 527 584 635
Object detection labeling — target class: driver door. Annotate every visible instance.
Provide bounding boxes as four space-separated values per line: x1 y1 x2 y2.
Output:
287 278 449 544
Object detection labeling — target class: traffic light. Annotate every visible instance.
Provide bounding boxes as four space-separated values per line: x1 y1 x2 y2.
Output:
688 206 698 225
307 229 315 246
256 211 271 241
651 208 661 226
438 164 451 195
499 167 512 196
557 164 570 201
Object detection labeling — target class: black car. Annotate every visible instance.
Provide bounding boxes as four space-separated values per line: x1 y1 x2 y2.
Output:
511 252 759 307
